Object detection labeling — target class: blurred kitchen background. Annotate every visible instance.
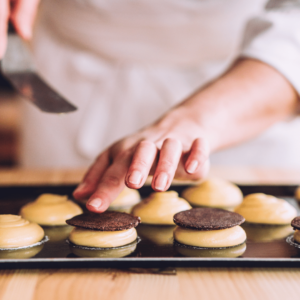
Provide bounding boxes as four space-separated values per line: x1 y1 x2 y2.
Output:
1 31 299 169
0 31 23 167
0 86 20 167
1 17 299 170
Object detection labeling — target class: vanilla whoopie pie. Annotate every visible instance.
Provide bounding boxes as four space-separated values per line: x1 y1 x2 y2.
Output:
182 178 243 209
173 208 246 248
66 211 140 248
0 214 45 250
131 191 191 225
20 194 83 226
109 187 140 209
235 193 297 225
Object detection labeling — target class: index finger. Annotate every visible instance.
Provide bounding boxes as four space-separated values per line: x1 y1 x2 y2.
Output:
73 150 110 201
0 0 9 58
86 151 132 213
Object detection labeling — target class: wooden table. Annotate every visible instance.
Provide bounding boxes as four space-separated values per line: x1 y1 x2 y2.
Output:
1 167 300 300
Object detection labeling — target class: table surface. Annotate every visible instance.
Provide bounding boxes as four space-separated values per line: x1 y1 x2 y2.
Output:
1 166 300 300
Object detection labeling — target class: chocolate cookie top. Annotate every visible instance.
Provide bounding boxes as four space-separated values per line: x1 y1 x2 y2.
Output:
291 216 300 230
66 211 141 231
173 208 245 230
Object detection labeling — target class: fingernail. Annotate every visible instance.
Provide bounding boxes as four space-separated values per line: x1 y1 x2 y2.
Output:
187 160 199 174
128 171 142 185
88 198 102 209
74 182 86 193
155 173 168 191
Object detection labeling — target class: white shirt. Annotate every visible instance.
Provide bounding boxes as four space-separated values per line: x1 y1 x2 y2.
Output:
21 0 300 168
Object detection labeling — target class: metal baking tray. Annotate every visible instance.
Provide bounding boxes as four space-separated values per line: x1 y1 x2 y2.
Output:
0 184 300 269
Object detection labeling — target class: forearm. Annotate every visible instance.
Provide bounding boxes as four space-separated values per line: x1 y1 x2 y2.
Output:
162 59 299 152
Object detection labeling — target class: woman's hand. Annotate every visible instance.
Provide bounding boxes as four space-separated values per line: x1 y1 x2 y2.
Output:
73 108 210 213
0 0 40 58
73 59 298 214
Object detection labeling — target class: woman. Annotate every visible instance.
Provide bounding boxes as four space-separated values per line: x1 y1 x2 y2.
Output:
1 0 300 212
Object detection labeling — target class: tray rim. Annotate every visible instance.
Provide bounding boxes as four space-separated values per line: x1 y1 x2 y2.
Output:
1 183 299 269
2 257 300 269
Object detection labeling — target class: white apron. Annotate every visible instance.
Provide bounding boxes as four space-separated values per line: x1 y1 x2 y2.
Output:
21 0 300 168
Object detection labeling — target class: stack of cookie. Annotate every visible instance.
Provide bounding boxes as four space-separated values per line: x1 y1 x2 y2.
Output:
66 211 140 258
173 208 247 258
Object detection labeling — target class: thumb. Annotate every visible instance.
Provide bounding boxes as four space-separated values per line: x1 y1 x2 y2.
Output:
10 0 40 40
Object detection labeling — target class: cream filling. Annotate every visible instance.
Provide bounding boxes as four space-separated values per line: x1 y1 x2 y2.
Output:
242 224 293 242
0 215 44 249
176 242 246 258
0 244 44 259
235 193 297 225
69 227 137 248
294 230 300 243
131 191 191 225
20 194 83 226
137 225 175 245
71 242 137 258
182 178 243 208
173 225 246 248
109 187 140 208
44 225 74 242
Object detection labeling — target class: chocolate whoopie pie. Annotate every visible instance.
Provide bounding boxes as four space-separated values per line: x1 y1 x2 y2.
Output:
67 211 141 250
66 211 140 231
287 216 300 248
173 208 247 249
291 216 300 230
173 207 245 230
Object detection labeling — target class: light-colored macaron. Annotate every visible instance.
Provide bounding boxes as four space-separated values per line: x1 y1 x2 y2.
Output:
235 193 297 225
131 191 191 225
20 194 83 226
182 178 243 209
